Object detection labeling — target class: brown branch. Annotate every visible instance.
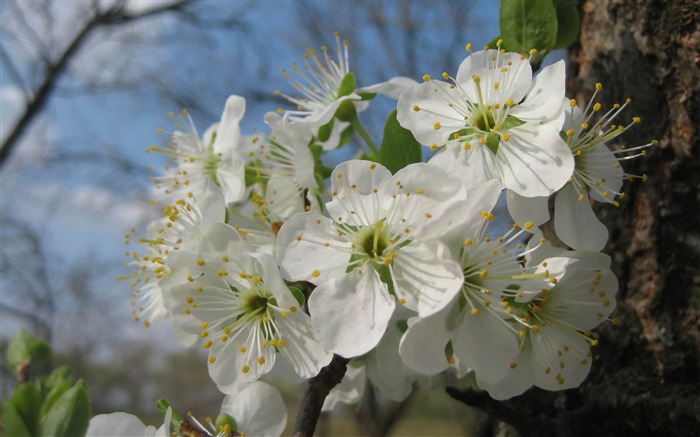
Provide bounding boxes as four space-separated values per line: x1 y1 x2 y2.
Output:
0 0 192 168
293 354 350 437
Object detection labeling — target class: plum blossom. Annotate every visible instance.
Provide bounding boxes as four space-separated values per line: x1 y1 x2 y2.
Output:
276 160 466 357
150 95 247 204
397 45 573 197
169 243 332 394
508 88 655 251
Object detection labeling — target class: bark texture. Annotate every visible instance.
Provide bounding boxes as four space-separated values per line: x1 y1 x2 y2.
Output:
450 0 700 435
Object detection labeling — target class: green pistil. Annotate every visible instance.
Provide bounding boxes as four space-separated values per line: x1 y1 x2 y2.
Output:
473 110 496 132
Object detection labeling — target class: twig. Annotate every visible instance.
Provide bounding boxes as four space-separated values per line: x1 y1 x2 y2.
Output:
293 354 350 437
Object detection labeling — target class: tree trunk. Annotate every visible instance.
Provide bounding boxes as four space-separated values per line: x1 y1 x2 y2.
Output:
450 1 700 435
566 0 700 434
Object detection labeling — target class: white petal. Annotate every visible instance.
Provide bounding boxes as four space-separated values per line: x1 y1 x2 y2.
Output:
476 348 534 400
456 50 532 105
308 268 395 358
265 176 305 221
506 189 550 228
277 311 333 378
451 304 520 386
554 185 609 251
213 95 245 154
357 76 418 100
399 311 452 375
391 240 463 316
87 412 154 437
530 324 592 391
511 60 566 124
496 124 575 196
396 80 466 146
367 323 418 401
221 381 288 437
275 212 352 285
546 268 618 330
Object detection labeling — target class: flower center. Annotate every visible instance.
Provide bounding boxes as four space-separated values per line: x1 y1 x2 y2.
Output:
472 109 496 132
357 221 390 258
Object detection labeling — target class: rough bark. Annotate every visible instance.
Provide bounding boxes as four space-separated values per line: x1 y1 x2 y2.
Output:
450 0 700 435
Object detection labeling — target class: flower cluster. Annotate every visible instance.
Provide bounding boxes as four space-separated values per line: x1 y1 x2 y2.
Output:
120 36 650 433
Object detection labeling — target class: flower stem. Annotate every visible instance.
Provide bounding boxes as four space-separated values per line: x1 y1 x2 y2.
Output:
350 115 379 155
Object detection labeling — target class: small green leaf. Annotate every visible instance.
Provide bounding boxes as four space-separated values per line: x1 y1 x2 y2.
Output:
11 383 42 436
553 0 580 49
379 110 422 173
39 380 91 437
317 118 334 142
2 400 33 437
215 413 238 433
28 339 51 367
485 133 501 155
288 286 306 307
336 73 356 98
156 398 185 423
376 264 396 297
357 92 377 101
500 115 526 130
500 0 558 60
334 99 357 122
7 329 34 368
39 376 72 418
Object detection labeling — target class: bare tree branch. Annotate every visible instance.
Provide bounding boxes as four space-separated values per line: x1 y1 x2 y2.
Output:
0 0 193 168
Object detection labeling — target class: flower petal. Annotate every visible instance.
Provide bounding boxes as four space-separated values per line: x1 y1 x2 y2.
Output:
308 268 395 357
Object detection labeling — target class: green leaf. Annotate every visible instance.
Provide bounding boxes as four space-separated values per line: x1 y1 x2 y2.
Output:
500 0 558 60
2 400 33 437
334 99 357 122
7 329 34 368
28 339 51 367
39 377 72 418
336 73 356 98
379 110 422 174
215 413 238 433
11 383 42 436
357 92 377 101
39 380 91 437
288 286 306 307
485 132 501 155
553 0 580 49
317 118 334 142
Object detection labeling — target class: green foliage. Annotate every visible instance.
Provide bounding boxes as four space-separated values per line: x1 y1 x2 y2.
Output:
500 0 558 64
39 380 91 437
7 329 51 370
379 110 422 173
288 286 306 307
336 73 356 99
553 0 580 48
4 330 91 437
497 0 580 64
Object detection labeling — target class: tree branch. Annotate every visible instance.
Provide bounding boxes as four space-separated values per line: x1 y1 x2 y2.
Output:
0 0 192 168
293 354 350 437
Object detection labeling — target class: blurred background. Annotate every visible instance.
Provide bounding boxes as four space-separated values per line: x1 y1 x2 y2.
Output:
1 1 521 434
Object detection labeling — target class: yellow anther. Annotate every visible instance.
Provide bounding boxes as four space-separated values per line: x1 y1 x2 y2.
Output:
257 356 265 365
464 239 473 246
433 122 442 130
204 340 213 349
422 74 431 82
470 308 479 315
509 362 518 369
480 269 488 278
412 104 420 112
312 269 320 278
566 129 575 137
208 356 216 364
465 43 472 51
524 221 533 229
593 103 602 111
595 83 603 91
242 365 250 373
528 48 537 55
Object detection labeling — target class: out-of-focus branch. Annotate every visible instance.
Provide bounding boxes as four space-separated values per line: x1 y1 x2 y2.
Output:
0 0 192 168
293 354 350 437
